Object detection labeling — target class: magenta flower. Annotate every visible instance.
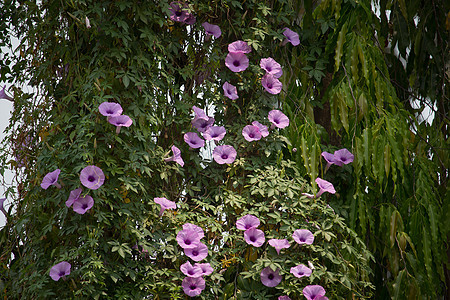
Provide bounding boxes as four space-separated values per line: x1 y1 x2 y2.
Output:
244 228 265 247
202 22 221 38
0 86 13 101
260 58 283 78
242 125 262 142
49 261 71 281
260 267 282 287
213 145 237 164
333 148 354 166
176 229 201 249
184 132 205 148
41 169 62 189
73 195 94 214
236 214 260 230
182 223 205 239
154 197 176 216
192 117 215 133
223 82 238 100
290 264 312 278
283 28 300 46
184 242 208 261
204 126 226 141
302 285 326 300
164 145 184 167
169 1 189 23
66 188 82 207
279 296 291 300
228 40 252 53
321 151 335 166
108 115 133 133
99 102 123 117
315 178 336 197
80 165 105 190
268 239 290 255
180 261 203 278
252 121 269 137
225 52 249 73
293 229 314 245
195 263 213 276
0 198 6 217
182 276 205 297
268 110 289 129
261 73 282 94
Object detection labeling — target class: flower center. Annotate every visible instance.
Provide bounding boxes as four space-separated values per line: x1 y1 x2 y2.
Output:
185 239 191 245
88 176 95 182
191 140 197 145
250 236 256 242
188 270 194 275
106 110 113 114
175 11 182 16
190 284 196 290
267 67 272 72
82 203 88 209
298 271 304 275
249 133 254 138
221 154 228 159
268 274 274 280
233 60 240 67
192 250 198 256
245 224 251 229
300 238 305 242
59 271 65 277
227 90 231 95
267 83 273 89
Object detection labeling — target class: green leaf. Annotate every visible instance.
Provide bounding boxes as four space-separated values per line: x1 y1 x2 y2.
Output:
335 23 348 72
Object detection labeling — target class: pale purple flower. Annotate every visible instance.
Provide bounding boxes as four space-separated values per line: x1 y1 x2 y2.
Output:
80 165 105 190
195 263 213 276
180 261 203 278
73 195 94 214
225 52 249 73
213 145 237 164
302 285 326 300
182 223 205 239
244 228 265 247
108 115 133 133
236 214 260 230
315 178 336 197
333 148 354 166
0 86 13 101
202 22 221 38
260 58 283 78
0 198 6 217
182 276 205 297
85 16 91 28
66 188 82 207
268 239 290 255
279 296 291 300
252 121 269 137
228 40 252 53
184 242 208 261
184 132 205 148
203 126 226 141
176 229 201 249
164 145 184 167
49 261 71 281
99 102 123 117
290 264 312 278
261 73 282 94
192 117 215 133
223 82 238 100
192 106 208 120
293 229 314 245
242 125 262 142
268 110 289 129
169 1 189 23
321 151 335 171
260 267 282 287
41 169 61 189
283 28 300 46
154 197 177 216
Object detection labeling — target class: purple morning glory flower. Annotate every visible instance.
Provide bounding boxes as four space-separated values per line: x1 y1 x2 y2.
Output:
293 229 314 245
154 197 176 216
315 178 336 197
192 106 208 120
260 267 282 287
204 126 226 141
290 264 312 278
244 228 265 247
225 52 249 73
213 145 237 164
0 86 13 101
302 285 326 300
176 229 201 249
268 110 289 129
242 125 262 142
99 102 123 117
195 262 213 276
279 296 291 300
0 198 6 217
80 165 105 190
180 261 203 278
184 132 205 148
108 115 133 133
182 223 205 239
236 214 260 231
192 117 215 133
49 261 71 281
169 1 189 23
66 187 82 207
73 195 94 214
41 169 62 189
184 242 208 261
223 82 238 100
164 145 184 167
202 22 221 38
260 58 283 78
183 14 196 25
261 73 282 94
252 121 269 137
182 276 205 297
321 151 335 165
268 239 290 255
283 28 300 46
333 148 354 166
228 40 252 53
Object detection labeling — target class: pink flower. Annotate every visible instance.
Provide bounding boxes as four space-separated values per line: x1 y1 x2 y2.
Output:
225 52 249 73
242 125 262 142
203 126 226 141
66 188 82 208
283 28 300 46
182 276 205 297
184 132 205 148
268 239 290 254
80 165 105 190
260 267 282 287
268 110 289 129
165 145 184 167
184 242 208 261
154 197 177 216
333 148 354 166
195 263 213 276
302 285 326 300
182 223 205 239
108 115 133 133
202 22 221 38
49 261 71 281
228 40 252 53
279 296 291 300
223 82 238 100
244 228 265 247
180 261 203 278
73 195 94 214
176 229 201 249
260 58 283 78
290 264 312 278
41 169 61 189
293 229 314 245
261 73 282 94
236 214 260 230
315 178 336 197
169 1 189 23
99 102 122 117
252 121 269 137
213 145 237 164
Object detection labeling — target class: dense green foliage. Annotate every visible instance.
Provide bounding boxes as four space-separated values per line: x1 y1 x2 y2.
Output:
0 0 448 299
